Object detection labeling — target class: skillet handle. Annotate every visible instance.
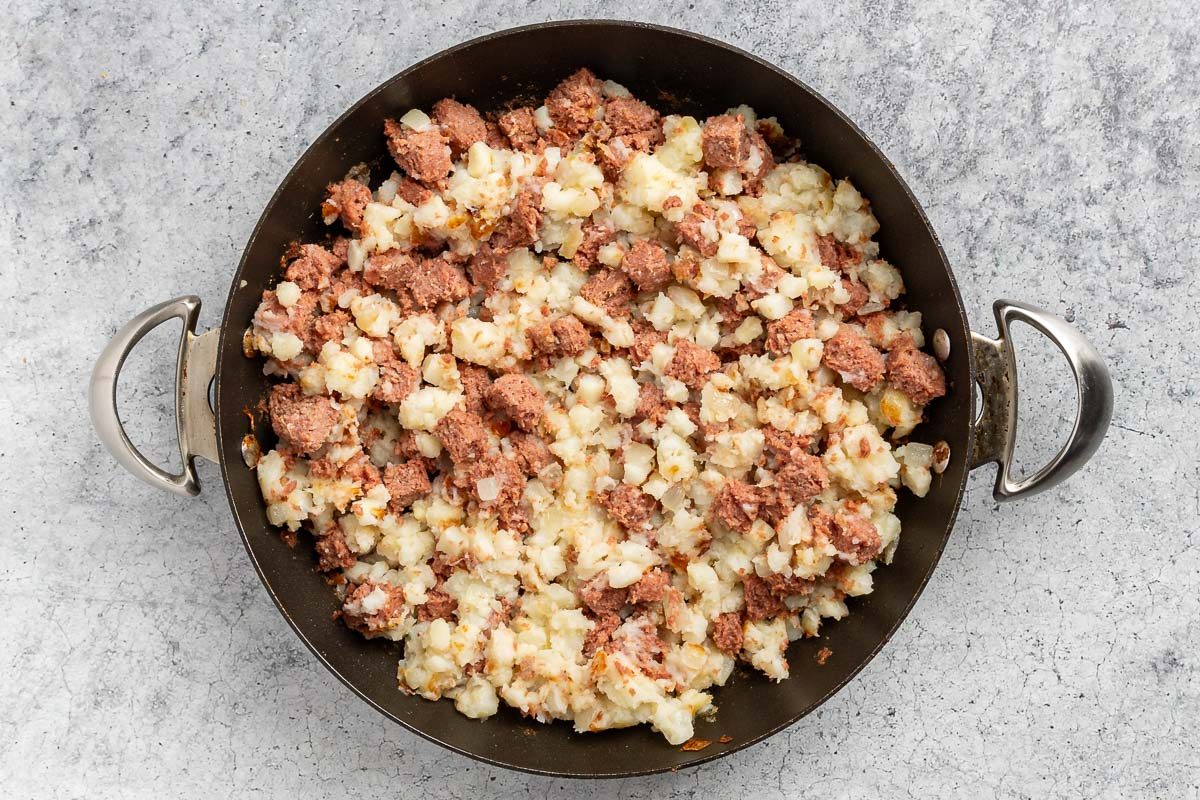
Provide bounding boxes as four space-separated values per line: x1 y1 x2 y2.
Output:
970 299 1113 501
89 296 220 497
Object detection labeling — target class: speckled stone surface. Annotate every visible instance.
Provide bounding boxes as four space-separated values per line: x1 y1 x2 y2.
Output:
2 1 1197 797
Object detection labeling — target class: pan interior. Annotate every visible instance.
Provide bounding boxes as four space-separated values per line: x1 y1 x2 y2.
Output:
215 21 973 777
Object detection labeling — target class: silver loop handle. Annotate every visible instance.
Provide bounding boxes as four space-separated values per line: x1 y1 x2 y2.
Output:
970 299 1114 501
89 296 220 497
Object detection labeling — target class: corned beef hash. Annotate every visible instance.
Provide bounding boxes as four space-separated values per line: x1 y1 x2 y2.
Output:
245 69 950 745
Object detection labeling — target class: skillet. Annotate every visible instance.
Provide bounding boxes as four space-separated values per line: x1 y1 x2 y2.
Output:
89 20 1113 777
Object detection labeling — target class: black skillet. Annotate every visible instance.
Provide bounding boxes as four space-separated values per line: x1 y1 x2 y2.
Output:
90 21 1113 778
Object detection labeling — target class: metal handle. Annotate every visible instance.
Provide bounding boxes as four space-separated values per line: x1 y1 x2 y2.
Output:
970 299 1113 502
89 296 220 497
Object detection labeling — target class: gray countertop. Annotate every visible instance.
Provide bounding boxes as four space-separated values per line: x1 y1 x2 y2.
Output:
2 1 1197 797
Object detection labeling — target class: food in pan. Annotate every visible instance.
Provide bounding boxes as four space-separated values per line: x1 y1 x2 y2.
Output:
244 69 948 744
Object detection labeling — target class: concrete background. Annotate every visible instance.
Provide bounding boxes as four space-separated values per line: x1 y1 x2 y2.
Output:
2 1 1196 797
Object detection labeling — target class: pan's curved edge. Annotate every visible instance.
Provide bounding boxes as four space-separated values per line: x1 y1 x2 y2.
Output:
212 18 974 778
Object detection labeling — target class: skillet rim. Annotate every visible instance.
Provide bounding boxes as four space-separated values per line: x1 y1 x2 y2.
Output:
213 18 974 778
